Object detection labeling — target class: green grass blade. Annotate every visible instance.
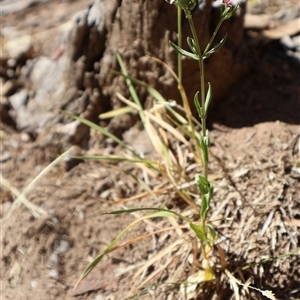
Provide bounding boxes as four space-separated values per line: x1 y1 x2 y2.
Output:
103 207 192 223
75 209 191 288
70 155 161 198
116 53 145 123
62 111 141 159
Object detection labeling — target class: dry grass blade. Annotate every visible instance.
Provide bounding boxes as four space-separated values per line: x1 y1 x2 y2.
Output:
76 153 159 182
1 147 75 225
99 106 134 119
225 269 277 300
106 180 195 206
132 239 184 283
116 92 192 151
1 175 52 224
137 255 175 290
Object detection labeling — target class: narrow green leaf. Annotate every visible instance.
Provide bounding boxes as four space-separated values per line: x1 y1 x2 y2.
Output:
111 69 188 127
200 194 211 221
221 5 231 18
206 224 217 246
169 41 199 60
200 136 209 163
195 174 208 195
195 175 209 187
116 53 146 123
62 111 141 159
190 223 206 242
204 82 212 116
202 34 227 60
75 209 182 288
195 174 214 198
222 5 239 20
187 36 196 53
193 91 203 118
213 34 227 52
104 207 192 223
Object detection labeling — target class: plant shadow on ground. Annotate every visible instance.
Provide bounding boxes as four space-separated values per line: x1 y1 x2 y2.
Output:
209 40 300 128
213 252 300 300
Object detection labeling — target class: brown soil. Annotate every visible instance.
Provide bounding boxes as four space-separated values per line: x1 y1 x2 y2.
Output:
1 1 300 300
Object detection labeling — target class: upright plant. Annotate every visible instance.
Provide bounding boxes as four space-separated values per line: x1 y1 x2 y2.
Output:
166 0 238 272
74 0 240 293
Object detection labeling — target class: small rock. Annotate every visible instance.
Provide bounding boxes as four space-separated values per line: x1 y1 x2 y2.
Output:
286 50 300 64
47 269 59 280
30 279 39 288
280 35 295 51
0 151 12 162
8 262 21 288
54 239 70 254
8 89 28 110
20 132 31 143
7 58 17 68
6 69 15 79
1 79 19 97
292 34 300 48
123 127 153 155
47 253 59 268
9 137 20 149
59 121 89 144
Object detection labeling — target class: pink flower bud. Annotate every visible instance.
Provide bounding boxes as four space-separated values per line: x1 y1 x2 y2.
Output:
223 0 232 7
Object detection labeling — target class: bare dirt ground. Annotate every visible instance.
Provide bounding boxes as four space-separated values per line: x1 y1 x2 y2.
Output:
1 1 300 300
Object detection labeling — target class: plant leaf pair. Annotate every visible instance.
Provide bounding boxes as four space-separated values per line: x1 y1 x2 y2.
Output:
194 83 212 119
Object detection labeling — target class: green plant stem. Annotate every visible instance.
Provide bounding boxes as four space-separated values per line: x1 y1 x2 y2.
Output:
177 6 182 86
185 12 210 255
186 14 208 179
176 8 202 165
203 19 224 54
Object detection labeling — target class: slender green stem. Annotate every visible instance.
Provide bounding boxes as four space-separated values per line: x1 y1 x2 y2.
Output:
186 14 208 179
185 12 209 248
176 9 202 164
204 19 224 54
177 6 182 86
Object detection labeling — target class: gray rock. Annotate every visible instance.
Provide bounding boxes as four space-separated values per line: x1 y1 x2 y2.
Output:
292 34 300 48
286 50 300 64
280 35 295 50
0 151 12 162
8 89 28 110
58 120 89 144
15 55 70 131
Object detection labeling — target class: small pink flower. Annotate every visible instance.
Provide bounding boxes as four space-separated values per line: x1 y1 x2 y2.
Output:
223 0 232 7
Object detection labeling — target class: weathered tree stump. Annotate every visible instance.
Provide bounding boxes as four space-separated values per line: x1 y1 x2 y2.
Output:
5 0 248 144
